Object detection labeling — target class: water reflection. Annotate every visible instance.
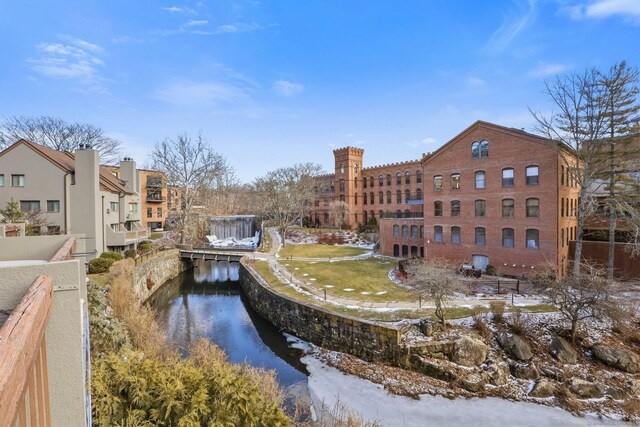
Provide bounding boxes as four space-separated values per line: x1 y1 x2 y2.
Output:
153 260 308 390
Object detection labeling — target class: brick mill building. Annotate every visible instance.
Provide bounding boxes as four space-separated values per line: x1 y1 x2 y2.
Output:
311 120 579 277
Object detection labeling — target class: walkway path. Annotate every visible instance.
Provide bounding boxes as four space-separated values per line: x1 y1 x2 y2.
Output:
250 228 539 312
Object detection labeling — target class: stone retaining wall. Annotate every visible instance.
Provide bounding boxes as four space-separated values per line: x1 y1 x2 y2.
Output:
133 249 190 302
239 259 404 363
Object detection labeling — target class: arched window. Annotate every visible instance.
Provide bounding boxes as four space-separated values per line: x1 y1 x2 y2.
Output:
396 190 402 203
451 200 460 216
526 198 539 217
502 168 514 187
480 139 488 157
354 193 358 205
411 225 418 238
354 177 358 188
396 172 402 185
379 191 384 204
471 141 480 159
434 175 443 191
386 191 392 204
404 209 411 218
370 210 375 219
416 188 423 200
526 229 539 249
396 210 402 218
561 165 565 186
526 165 539 185
416 170 422 184
502 198 514 218
393 224 400 237
451 173 461 190
475 227 486 245
405 172 411 185
339 179 345 192
324 212 329 223
363 177 368 189
340 164 344 174
434 201 443 216
393 244 399 257
419 225 424 238
369 176 374 188
475 171 485 189
378 210 384 219
502 228 514 248
379 175 384 186
363 193 368 205
386 174 392 186
561 228 564 247
354 163 358 174
475 200 486 217
451 226 461 244
370 192 375 204
434 226 443 243
405 189 411 202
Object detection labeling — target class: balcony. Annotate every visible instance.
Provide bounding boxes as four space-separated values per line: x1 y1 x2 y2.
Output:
146 176 164 188
0 275 53 427
105 224 150 247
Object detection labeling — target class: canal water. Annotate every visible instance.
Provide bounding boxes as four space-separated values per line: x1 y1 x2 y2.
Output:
152 260 308 395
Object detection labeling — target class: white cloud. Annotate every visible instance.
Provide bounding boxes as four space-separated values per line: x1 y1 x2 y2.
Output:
186 19 208 27
164 6 195 14
216 22 263 34
28 37 107 91
407 137 438 148
483 0 538 55
155 80 250 107
467 76 486 87
528 63 570 77
272 80 304 97
566 0 640 22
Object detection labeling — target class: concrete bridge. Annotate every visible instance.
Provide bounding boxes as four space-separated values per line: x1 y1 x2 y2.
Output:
179 248 249 262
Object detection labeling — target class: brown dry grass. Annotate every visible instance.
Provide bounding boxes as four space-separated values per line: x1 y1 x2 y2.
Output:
489 300 506 323
107 259 170 358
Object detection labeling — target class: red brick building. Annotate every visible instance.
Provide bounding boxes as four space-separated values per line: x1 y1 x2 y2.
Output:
311 120 579 277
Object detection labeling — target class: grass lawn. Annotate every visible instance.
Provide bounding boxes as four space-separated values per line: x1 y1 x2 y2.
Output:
279 244 368 259
285 258 419 302
88 273 110 288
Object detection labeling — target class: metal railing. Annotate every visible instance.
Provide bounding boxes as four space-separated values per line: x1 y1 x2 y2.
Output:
0 275 53 427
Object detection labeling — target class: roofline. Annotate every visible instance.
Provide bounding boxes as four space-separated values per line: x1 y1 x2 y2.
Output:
0 139 73 173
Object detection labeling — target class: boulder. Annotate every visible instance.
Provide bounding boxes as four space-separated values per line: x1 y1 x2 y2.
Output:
510 361 540 380
451 336 488 367
568 378 604 399
411 355 458 382
486 361 511 386
628 379 640 396
419 319 435 336
592 344 640 373
529 379 555 398
498 333 533 361
459 373 486 393
539 365 565 382
550 337 578 364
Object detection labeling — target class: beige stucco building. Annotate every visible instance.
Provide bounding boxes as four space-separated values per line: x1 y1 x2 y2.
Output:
0 139 149 257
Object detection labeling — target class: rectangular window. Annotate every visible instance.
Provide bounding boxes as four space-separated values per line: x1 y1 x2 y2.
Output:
20 200 40 212
110 202 119 212
502 199 514 218
434 175 443 191
411 225 418 238
339 179 345 192
0 174 4 186
47 225 61 235
526 229 539 249
451 200 460 216
502 228 514 248
157 208 162 218
526 166 539 185
386 192 392 204
47 200 60 213
434 226 443 243
11 174 25 187
147 207 153 218
451 226 460 244
416 172 422 184
434 201 443 217
502 168 514 187
129 203 138 214
526 198 539 218
475 171 485 189
475 200 486 217
475 227 486 245
451 173 460 190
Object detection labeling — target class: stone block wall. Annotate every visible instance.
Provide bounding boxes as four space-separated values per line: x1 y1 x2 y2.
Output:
133 249 190 302
239 259 404 363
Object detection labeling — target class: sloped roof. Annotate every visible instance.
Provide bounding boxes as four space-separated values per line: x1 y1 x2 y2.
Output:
0 139 133 195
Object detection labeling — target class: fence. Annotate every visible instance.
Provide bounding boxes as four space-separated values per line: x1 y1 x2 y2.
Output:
463 279 532 295
134 246 165 266
0 275 53 427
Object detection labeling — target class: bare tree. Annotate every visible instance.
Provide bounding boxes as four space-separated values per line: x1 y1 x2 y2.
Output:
405 258 456 325
531 67 613 276
0 115 122 163
253 163 324 246
329 200 350 230
600 62 640 278
532 262 622 342
151 133 228 244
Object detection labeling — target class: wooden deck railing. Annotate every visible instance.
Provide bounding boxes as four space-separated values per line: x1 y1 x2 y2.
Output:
0 276 53 427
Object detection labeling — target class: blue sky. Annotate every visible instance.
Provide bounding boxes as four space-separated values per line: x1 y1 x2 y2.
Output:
1 0 640 182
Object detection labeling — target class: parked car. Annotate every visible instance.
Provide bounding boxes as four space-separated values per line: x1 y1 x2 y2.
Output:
457 262 482 278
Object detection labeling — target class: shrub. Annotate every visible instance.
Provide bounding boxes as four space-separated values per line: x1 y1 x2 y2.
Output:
123 249 137 259
137 240 154 254
149 232 164 240
317 233 345 245
489 300 506 323
99 251 123 261
472 308 492 339
508 307 530 336
485 264 497 276
88 258 114 274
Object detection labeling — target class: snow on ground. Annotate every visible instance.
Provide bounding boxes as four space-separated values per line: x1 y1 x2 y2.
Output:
301 350 621 427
